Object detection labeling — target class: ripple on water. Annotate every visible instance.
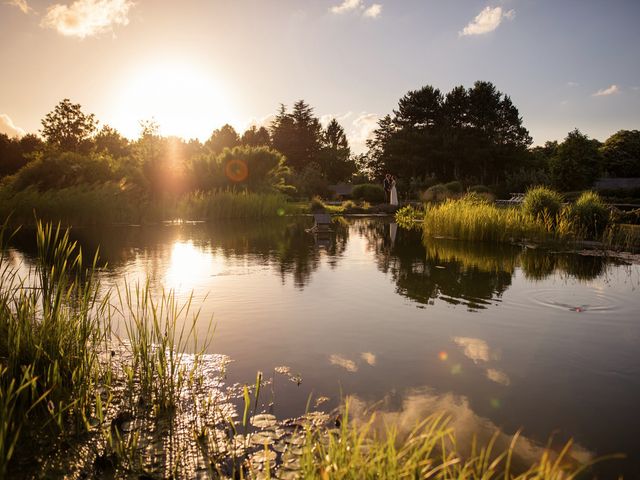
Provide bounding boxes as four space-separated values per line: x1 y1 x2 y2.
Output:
526 287 627 314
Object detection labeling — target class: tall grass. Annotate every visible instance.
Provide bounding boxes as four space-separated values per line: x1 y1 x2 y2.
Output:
176 190 293 220
423 196 563 243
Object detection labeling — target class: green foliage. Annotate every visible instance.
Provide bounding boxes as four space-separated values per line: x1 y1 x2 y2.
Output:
0 133 43 178
178 190 291 220
566 191 610 238
6 151 116 191
217 145 291 191
291 162 331 198
468 184 490 193
422 183 452 202
423 197 561 243
600 129 640 177
395 204 424 229
205 124 240 154
502 168 552 195
550 129 602 191
522 186 563 221
351 183 385 203
310 196 327 212
40 99 97 153
444 180 463 193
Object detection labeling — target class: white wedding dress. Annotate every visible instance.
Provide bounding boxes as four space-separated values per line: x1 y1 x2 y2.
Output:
390 182 398 206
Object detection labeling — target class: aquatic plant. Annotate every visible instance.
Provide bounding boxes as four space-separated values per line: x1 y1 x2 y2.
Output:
566 191 610 238
522 186 563 222
179 190 292 220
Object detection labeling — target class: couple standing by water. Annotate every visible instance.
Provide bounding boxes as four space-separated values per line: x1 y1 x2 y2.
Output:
383 174 398 205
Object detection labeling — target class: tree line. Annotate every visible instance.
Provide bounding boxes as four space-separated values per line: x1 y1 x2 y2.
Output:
1 87 639 199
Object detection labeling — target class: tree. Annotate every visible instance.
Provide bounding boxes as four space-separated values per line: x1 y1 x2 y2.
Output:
318 118 355 183
270 101 323 173
94 125 130 158
40 99 98 152
217 145 291 191
550 129 602 191
205 124 240 154
600 129 640 177
241 126 271 147
0 133 43 177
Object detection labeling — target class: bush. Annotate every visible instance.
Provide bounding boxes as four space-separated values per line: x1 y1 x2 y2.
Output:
444 181 463 193
310 196 326 212
352 184 385 203
468 184 491 193
567 191 610 238
422 184 451 202
523 186 563 221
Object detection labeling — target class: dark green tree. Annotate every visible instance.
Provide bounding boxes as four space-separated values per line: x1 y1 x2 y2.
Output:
94 125 130 158
600 129 640 177
40 99 98 152
205 124 240 154
319 118 354 183
270 101 322 173
0 133 43 177
550 129 602 191
241 126 271 147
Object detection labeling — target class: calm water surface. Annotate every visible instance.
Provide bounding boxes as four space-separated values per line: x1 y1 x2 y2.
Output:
9 217 640 477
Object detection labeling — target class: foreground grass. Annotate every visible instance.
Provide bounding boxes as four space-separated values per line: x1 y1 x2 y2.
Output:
0 220 620 478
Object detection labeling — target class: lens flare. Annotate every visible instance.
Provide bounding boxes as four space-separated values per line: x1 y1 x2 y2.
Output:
225 159 248 182
277 207 285 217
451 364 462 375
438 351 448 361
490 398 502 409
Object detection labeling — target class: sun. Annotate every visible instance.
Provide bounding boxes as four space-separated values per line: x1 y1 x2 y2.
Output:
113 62 235 140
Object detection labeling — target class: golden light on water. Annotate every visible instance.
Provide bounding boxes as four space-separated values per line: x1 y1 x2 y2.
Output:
164 241 222 292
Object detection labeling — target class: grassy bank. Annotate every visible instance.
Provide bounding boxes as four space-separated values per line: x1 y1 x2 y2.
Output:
0 185 295 225
0 221 618 478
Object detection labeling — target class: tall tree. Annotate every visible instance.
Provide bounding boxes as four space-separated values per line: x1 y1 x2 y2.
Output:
319 118 354 182
241 126 271 147
205 124 240 154
40 99 98 153
550 129 602 191
600 129 640 177
94 125 130 158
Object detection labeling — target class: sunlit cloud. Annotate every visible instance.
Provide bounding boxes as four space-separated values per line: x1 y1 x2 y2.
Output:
592 84 619 97
0 113 25 138
330 0 382 18
6 0 32 14
460 6 514 36
361 352 376 366
364 4 382 18
350 112 379 153
330 0 361 14
41 0 134 39
329 354 358 372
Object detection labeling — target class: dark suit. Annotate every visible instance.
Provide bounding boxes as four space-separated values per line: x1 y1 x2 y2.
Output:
383 177 391 202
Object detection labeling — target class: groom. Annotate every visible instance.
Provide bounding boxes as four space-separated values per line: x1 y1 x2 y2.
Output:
383 173 392 203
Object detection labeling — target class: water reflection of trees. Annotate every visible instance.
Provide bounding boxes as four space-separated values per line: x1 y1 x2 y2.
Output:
358 221 610 310
8 218 349 289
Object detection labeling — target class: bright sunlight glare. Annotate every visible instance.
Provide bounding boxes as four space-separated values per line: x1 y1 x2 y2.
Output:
164 241 222 293
113 62 236 140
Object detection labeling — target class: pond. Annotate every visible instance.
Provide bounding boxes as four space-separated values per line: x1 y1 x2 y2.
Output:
7 217 640 478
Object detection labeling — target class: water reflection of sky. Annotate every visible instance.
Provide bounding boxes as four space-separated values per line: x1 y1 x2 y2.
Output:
6 218 640 477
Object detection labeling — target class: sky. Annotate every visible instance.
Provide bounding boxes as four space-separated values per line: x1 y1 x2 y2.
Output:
1 0 639 153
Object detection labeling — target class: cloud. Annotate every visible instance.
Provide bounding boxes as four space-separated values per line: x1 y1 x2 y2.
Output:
350 112 379 153
592 84 619 97
0 114 26 138
6 0 32 14
364 4 382 18
41 0 134 39
460 6 514 36
330 0 361 14
330 0 381 18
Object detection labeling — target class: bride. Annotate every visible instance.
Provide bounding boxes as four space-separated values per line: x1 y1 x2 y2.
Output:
390 176 398 206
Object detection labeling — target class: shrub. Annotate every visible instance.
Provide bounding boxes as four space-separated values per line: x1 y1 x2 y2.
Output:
522 186 563 221
468 184 491 193
422 184 451 202
444 181 463 193
352 184 385 203
567 191 610 238
310 196 326 212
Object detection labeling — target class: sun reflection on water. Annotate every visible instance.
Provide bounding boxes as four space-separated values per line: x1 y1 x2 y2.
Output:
164 241 222 293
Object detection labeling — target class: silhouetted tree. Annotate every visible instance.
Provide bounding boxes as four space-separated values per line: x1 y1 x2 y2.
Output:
319 118 354 182
205 124 240 154
600 129 640 177
40 99 97 153
550 129 602 190
270 101 322 173
241 126 271 147
0 133 43 177
94 125 130 158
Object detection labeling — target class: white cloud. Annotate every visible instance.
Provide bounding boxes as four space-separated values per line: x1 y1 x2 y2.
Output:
592 84 619 97
41 0 134 39
364 4 382 18
330 0 381 18
330 0 361 14
6 0 32 14
350 112 379 153
566 81 579 88
459 6 514 36
0 114 25 138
